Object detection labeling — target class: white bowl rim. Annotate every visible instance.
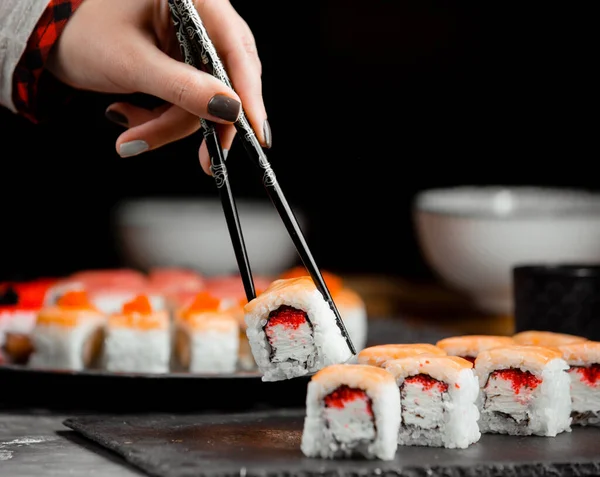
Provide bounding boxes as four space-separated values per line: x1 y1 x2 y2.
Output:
413 185 600 219
113 197 305 227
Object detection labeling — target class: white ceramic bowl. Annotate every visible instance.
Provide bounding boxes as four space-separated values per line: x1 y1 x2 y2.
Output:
413 186 600 316
113 198 307 277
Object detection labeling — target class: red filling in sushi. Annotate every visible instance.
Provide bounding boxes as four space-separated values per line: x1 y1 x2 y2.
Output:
404 374 449 393
489 369 542 395
461 356 476 364
569 364 600 386
264 306 314 364
323 385 376 445
324 385 374 416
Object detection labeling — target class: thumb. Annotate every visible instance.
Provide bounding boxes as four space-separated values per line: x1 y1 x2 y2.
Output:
133 46 242 125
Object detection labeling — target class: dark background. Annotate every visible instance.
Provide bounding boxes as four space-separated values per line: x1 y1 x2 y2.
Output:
1 1 597 282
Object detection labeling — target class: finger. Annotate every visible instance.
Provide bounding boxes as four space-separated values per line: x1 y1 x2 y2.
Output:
195 0 271 148
126 39 243 125
199 124 237 175
106 103 202 157
105 102 170 128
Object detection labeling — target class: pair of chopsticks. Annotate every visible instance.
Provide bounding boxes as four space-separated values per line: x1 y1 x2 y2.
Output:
167 0 356 356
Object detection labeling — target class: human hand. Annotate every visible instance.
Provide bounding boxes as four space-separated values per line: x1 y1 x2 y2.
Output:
46 0 270 174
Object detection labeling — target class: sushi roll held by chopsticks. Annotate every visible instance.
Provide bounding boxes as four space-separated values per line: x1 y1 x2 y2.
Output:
28 290 106 371
558 341 600 426
280 267 369 352
384 355 481 449
475 345 572 437
174 291 239 374
244 277 354 382
103 294 171 374
301 364 401 461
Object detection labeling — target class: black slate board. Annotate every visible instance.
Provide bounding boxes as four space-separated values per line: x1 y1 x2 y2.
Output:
64 409 600 477
0 317 453 413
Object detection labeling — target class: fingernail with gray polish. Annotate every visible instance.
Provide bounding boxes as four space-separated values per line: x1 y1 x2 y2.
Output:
263 119 272 149
105 109 128 127
207 94 241 122
119 140 149 157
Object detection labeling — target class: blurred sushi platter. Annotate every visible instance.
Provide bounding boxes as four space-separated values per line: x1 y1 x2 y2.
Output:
0 266 369 378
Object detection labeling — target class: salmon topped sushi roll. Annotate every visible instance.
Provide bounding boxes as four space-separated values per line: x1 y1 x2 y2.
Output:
244 277 354 382
103 295 170 374
1 279 55 364
384 355 480 449
174 291 239 374
147 267 205 309
436 335 515 364
513 330 587 347
475 345 572 436
558 341 600 426
280 267 369 352
28 291 106 371
301 364 401 461
358 343 446 368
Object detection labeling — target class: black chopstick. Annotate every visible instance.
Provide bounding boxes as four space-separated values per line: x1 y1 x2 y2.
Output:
168 0 356 356
168 0 256 302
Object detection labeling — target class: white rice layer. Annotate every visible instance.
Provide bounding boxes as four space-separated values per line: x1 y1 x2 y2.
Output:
104 328 170 374
28 318 105 371
245 288 353 382
0 313 9 347
477 358 572 437
237 332 257 371
2 310 38 335
187 328 239 374
568 367 600 426
301 371 400 460
397 369 480 449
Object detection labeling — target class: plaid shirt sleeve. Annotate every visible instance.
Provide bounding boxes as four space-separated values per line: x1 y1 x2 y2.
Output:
12 0 85 123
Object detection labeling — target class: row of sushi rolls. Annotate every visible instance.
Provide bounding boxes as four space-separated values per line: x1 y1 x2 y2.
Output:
1 267 599 460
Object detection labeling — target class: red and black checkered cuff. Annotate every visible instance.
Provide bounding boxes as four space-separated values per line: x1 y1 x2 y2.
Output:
12 0 85 123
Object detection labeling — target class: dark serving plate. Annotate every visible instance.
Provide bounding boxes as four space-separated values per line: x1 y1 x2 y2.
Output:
0 317 452 412
63 409 600 477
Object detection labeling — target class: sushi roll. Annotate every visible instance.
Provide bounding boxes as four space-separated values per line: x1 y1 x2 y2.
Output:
88 285 167 315
205 275 271 372
435 335 515 364
558 341 600 426
103 295 171 374
1 281 56 364
384 355 481 449
44 269 166 314
300 363 401 461
244 277 354 382
0 284 20 348
219 297 257 371
513 330 587 347
1 280 55 364
28 290 106 371
358 343 446 368
174 291 239 374
280 267 369 352
147 267 205 309
474 345 572 437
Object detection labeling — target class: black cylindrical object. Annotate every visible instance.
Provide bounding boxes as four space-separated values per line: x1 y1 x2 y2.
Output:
513 264 600 340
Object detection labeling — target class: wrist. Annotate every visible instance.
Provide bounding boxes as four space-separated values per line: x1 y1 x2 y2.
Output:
12 0 85 123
